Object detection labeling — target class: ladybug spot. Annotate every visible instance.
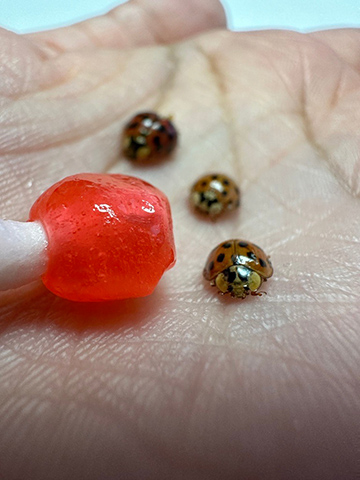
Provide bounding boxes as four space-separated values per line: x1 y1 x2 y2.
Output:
211 175 218 180
222 242 232 248
217 253 225 262
153 136 161 150
259 258 267 268
238 241 248 248
201 181 207 187
223 179 230 186
222 191 228 196
198 192 206 203
247 251 257 261
226 270 236 283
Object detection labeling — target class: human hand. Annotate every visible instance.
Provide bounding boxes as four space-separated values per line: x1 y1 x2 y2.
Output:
0 1 359 478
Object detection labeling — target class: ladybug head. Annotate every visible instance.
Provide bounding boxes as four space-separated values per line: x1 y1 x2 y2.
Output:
215 265 262 298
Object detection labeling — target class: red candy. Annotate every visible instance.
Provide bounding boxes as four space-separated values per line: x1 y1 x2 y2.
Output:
29 174 176 302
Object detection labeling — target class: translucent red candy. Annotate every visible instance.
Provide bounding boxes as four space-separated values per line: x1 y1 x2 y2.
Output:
29 173 176 302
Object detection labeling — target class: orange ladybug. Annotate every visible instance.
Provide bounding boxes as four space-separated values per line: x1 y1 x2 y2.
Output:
190 173 240 218
203 239 273 299
122 112 177 162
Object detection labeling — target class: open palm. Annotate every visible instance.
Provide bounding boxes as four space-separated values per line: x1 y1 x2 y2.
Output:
0 1 359 478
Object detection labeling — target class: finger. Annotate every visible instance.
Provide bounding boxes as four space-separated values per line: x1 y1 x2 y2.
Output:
27 0 226 55
310 28 360 72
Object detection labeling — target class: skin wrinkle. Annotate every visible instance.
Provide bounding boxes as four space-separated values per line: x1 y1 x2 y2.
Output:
328 66 347 110
350 156 360 194
264 322 359 389
0 397 53 456
289 276 357 302
315 331 360 388
309 31 360 77
325 318 360 374
7 359 58 395
257 180 323 219
1 110 132 175
140 361 227 478
27 0 226 53
0 35 65 99
298 44 360 198
282 241 360 272
23 335 357 398
195 44 240 179
263 213 335 252
7 403 124 478
196 40 307 193
258 40 302 105
1 46 176 140
0 346 180 439
6 57 73 101
208 352 348 476
115 0 225 47
0 59 132 152
44 404 99 472
298 45 323 164
241 137 305 186
14 331 360 389
151 45 178 113
74 21 111 50
234 31 360 199
132 1 167 45
281 155 336 178
0 102 123 156
35 38 66 57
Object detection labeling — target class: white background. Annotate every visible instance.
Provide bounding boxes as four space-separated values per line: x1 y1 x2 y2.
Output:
1 0 360 33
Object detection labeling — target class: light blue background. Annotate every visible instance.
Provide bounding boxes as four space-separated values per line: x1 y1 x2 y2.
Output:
1 0 360 33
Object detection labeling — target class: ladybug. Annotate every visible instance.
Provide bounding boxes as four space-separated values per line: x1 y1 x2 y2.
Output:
203 239 273 299
122 112 178 162
190 173 240 218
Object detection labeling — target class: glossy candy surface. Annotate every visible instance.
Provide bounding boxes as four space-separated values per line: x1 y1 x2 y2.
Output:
29 174 176 302
122 112 178 162
203 239 273 299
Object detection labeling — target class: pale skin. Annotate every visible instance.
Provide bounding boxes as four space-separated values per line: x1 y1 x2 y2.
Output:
0 0 360 478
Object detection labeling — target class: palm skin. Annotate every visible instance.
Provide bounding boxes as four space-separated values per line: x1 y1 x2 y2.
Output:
0 1 359 478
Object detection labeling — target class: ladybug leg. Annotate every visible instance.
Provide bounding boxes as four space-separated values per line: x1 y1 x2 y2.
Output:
251 290 267 297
